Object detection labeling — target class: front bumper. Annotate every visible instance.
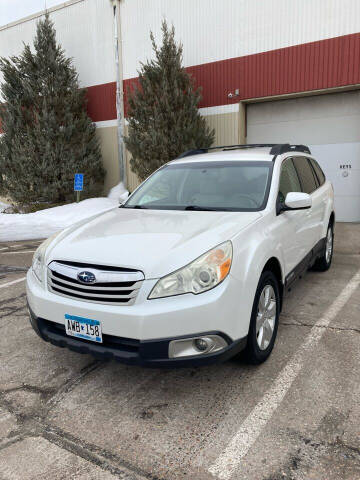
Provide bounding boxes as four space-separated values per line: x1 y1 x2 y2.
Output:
27 267 251 341
28 307 247 367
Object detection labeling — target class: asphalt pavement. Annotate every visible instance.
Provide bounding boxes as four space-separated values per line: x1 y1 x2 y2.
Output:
0 223 359 480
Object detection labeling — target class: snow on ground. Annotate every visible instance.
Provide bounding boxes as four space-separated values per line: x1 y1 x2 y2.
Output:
0 197 119 242
0 182 129 242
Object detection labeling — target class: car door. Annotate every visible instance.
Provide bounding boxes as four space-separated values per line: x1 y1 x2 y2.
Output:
276 157 308 276
308 156 328 241
292 156 322 252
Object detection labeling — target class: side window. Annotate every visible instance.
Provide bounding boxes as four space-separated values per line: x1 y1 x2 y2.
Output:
307 158 320 189
278 158 302 203
292 156 317 194
309 158 326 186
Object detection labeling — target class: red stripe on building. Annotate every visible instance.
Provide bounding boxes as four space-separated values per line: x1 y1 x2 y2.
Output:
188 32 360 108
86 81 117 123
123 32 360 116
1 32 360 130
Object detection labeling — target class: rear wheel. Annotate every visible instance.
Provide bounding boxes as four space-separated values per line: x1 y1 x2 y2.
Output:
312 223 334 272
243 271 280 364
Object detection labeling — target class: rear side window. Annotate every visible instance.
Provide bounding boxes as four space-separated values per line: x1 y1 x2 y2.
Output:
278 157 302 203
309 158 326 186
292 157 317 194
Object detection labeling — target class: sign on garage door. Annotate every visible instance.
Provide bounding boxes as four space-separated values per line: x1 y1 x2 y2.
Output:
247 90 360 222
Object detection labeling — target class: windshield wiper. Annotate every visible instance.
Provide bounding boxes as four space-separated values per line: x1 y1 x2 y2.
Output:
126 205 148 209
184 205 219 211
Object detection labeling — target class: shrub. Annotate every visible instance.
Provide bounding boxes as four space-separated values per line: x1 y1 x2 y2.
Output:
125 20 214 181
0 14 104 205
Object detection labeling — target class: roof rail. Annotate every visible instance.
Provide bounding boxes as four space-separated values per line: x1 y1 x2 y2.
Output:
177 144 278 159
176 143 311 159
177 149 208 158
208 144 281 151
209 144 279 150
270 144 311 155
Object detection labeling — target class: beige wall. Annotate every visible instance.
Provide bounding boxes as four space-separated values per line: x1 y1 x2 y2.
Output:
126 151 141 193
97 111 240 194
204 111 239 147
96 126 120 194
124 124 141 193
96 124 141 194
1 111 239 203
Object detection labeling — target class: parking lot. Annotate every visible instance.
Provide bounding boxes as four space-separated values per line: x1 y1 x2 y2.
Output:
0 223 359 480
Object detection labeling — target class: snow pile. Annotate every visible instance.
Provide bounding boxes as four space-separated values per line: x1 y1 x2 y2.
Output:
0 182 130 242
107 182 129 203
0 197 118 242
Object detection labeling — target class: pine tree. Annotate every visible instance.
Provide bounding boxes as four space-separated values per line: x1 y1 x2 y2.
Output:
125 21 214 181
0 14 104 206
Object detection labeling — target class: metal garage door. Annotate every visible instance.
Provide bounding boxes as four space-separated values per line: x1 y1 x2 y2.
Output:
247 91 360 222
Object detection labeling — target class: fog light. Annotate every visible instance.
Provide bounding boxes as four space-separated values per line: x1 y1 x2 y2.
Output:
168 334 228 359
194 338 210 352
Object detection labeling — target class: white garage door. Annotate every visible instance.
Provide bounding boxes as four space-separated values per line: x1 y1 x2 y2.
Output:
247 91 360 222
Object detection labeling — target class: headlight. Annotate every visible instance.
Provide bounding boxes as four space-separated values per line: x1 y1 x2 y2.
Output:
149 241 232 299
32 232 60 282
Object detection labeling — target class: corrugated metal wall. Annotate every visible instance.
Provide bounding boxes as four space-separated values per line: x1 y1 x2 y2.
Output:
121 0 360 80
0 0 119 193
184 32 360 108
0 0 115 97
126 156 140 193
1 0 360 193
2 0 360 112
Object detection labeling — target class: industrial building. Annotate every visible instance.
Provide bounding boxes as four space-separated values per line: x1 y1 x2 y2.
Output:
1 0 360 221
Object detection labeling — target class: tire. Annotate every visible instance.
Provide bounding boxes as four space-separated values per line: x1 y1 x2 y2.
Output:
243 271 280 364
312 223 334 272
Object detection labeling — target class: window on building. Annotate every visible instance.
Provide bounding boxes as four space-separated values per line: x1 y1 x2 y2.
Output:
292 157 318 194
278 157 302 203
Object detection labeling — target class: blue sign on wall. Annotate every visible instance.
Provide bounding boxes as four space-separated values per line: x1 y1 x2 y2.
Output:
74 173 84 191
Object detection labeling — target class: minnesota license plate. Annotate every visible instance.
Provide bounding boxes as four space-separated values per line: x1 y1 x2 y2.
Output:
65 314 102 343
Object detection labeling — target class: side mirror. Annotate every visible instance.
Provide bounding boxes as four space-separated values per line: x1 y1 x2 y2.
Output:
280 192 312 212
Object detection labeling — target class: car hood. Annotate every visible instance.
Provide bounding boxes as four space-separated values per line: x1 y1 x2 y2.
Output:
47 208 261 278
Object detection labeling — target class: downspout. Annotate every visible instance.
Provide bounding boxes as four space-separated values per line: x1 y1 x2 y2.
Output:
112 0 127 189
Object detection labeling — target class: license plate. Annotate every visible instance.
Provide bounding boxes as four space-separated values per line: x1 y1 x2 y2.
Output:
65 314 102 343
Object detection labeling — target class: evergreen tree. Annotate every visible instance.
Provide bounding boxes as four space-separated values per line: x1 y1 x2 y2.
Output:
125 21 214 181
0 14 104 205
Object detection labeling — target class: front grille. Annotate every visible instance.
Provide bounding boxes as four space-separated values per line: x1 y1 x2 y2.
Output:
47 261 144 305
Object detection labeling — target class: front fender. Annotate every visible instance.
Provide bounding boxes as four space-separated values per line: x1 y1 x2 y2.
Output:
230 226 285 339
320 182 335 238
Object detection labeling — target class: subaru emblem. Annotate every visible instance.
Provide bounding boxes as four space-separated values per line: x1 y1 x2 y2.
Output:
77 271 96 284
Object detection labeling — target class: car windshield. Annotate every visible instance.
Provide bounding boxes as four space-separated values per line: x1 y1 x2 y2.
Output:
124 161 273 211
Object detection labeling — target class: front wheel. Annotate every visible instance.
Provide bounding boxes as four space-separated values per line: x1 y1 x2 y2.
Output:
243 271 280 364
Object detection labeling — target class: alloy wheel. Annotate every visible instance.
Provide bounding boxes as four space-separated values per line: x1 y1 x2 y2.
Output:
325 227 333 264
256 284 276 350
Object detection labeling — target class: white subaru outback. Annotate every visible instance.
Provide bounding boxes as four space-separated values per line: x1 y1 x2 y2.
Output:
27 144 334 367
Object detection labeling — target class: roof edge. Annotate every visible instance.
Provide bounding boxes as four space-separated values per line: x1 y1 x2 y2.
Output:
0 0 85 32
